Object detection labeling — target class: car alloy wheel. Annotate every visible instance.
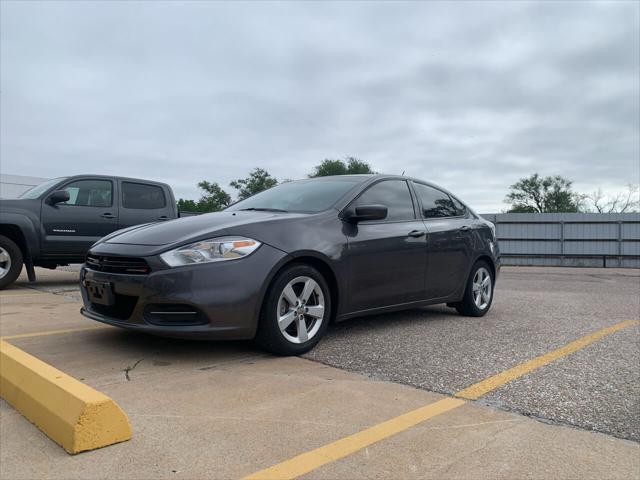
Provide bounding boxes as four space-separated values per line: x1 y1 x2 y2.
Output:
472 267 492 310
277 276 325 344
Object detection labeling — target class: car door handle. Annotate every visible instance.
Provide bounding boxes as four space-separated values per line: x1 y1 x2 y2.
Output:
100 213 116 219
408 230 426 238
459 225 471 232
157 216 169 221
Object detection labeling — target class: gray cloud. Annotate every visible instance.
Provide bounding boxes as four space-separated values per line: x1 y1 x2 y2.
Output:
1 0 638 211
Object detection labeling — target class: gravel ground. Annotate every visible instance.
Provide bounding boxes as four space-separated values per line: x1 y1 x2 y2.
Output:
305 266 640 441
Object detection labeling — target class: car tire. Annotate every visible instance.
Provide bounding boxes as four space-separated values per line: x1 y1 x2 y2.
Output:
454 260 494 317
0 235 23 290
256 263 331 356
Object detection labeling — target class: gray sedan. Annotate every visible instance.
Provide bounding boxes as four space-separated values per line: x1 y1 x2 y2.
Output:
80 175 500 355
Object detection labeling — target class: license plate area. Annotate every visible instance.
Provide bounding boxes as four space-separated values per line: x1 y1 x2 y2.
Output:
85 280 115 306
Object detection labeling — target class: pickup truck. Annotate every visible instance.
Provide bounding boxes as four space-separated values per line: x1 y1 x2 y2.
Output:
0 174 177 289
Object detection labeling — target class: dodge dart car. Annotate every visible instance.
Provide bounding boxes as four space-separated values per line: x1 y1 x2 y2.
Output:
80 175 499 355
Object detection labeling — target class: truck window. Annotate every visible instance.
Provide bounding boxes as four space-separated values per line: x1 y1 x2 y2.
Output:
61 180 112 207
122 182 166 209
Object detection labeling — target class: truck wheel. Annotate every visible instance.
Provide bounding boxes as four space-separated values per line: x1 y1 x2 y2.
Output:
0 235 23 290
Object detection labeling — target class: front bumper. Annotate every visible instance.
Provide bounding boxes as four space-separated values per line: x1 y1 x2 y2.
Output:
80 243 288 340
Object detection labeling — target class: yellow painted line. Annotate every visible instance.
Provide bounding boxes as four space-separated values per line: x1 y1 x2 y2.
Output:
0 288 41 294
243 397 465 480
455 319 639 400
0 339 131 454
1 326 111 341
243 319 638 480
0 291 45 297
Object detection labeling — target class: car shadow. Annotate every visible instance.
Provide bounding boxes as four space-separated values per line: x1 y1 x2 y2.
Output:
87 304 460 362
14 267 81 290
326 305 461 336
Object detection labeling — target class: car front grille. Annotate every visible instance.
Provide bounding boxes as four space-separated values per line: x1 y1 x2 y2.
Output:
85 254 151 274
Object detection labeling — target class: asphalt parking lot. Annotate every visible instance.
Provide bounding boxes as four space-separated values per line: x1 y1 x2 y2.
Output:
306 267 640 441
1 266 639 479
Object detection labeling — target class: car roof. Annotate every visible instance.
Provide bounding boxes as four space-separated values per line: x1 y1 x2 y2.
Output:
305 173 441 188
306 173 471 209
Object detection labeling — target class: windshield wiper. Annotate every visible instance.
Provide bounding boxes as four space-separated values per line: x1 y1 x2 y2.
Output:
239 207 289 213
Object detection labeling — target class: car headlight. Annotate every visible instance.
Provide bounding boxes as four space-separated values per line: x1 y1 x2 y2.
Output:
160 236 262 267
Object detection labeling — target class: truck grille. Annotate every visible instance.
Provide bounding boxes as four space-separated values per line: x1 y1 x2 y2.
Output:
85 254 151 274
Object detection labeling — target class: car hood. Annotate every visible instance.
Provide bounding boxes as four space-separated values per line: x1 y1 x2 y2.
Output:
105 210 301 247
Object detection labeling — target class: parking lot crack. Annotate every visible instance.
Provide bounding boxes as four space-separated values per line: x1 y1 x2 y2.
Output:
123 358 144 381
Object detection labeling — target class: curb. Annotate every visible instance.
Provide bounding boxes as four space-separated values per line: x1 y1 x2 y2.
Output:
0 339 131 454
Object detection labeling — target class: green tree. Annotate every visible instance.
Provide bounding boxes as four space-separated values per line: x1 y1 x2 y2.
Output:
230 168 278 200
504 173 580 213
177 181 231 213
176 198 199 212
309 156 375 177
196 181 232 211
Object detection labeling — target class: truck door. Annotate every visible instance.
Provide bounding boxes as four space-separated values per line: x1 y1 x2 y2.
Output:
118 181 173 229
40 178 119 256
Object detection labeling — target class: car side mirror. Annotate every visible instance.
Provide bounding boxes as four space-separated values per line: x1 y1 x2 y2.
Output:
47 190 70 205
344 204 388 222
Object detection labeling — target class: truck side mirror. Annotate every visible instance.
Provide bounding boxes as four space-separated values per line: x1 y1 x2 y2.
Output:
47 190 70 205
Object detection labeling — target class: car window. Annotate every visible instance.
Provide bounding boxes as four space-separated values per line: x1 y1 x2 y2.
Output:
412 183 458 218
354 180 415 221
122 182 166 209
451 196 467 216
226 178 362 213
60 180 112 207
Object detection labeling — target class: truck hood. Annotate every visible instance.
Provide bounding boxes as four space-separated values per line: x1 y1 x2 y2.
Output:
104 210 301 247
0 198 40 214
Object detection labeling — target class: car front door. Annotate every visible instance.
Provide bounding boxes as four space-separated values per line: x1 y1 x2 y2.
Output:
344 179 428 312
118 181 172 229
412 182 473 299
40 178 119 256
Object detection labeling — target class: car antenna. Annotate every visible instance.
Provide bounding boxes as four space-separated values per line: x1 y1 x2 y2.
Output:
401 170 405 176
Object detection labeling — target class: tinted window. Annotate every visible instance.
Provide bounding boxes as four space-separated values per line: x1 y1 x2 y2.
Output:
354 180 415 221
61 180 112 207
122 182 166 209
451 196 467 216
413 183 458 218
226 178 361 213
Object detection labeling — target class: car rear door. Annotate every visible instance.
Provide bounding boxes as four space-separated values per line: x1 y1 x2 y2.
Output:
345 179 428 312
40 178 119 256
118 181 173 229
412 182 473 299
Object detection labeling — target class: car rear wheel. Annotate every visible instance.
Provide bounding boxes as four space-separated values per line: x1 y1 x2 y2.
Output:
0 235 23 290
256 264 331 355
454 260 494 317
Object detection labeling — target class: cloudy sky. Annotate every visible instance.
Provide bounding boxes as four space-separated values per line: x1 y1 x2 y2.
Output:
1 1 638 211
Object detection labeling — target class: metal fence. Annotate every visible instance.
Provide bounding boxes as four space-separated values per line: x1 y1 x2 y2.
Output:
481 213 640 268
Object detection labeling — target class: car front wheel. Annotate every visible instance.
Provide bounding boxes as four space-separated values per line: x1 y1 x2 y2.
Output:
0 235 23 290
454 260 494 317
256 264 331 356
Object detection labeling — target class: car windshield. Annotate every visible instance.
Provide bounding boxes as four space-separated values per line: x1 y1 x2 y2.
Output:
18 178 67 199
226 177 364 213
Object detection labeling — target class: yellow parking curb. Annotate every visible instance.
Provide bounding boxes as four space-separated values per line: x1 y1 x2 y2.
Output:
0 339 131 454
